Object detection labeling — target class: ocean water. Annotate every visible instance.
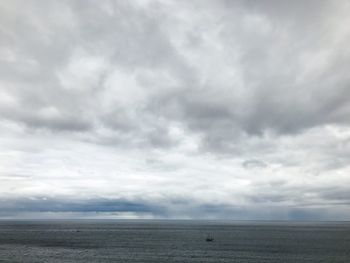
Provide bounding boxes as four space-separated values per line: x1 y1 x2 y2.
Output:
0 220 349 262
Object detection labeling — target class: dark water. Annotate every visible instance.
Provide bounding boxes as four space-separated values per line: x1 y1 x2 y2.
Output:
0 220 349 262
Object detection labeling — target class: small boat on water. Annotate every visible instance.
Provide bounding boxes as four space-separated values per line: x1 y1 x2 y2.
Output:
206 234 214 242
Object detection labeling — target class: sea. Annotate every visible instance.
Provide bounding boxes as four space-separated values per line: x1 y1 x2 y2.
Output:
0 220 349 262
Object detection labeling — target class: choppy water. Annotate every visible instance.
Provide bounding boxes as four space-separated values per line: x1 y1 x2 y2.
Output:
0 220 349 262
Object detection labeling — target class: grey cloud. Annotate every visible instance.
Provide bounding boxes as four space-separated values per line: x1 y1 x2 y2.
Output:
319 188 350 203
0 197 164 214
2 0 350 152
0 0 189 144
1 0 350 220
144 0 350 150
2 197 349 221
242 159 267 169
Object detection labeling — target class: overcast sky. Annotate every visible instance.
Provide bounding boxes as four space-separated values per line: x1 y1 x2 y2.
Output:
1 0 350 220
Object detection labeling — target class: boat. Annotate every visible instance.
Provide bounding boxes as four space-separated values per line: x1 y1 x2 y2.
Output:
206 234 214 242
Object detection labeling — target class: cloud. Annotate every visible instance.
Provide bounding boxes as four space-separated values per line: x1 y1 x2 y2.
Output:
0 197 160 214
2 0 350 143
1 196 349 221
1 0 350 219
242 159 267 169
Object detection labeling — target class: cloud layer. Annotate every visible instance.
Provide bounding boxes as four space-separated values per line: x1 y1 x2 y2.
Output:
1 0 350 219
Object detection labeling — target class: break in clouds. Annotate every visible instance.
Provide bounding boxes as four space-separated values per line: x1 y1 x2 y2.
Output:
1 0 350 220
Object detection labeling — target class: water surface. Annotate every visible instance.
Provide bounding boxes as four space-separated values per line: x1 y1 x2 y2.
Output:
0 220 349 262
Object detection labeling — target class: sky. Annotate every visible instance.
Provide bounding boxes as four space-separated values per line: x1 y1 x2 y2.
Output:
1 0 350 220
